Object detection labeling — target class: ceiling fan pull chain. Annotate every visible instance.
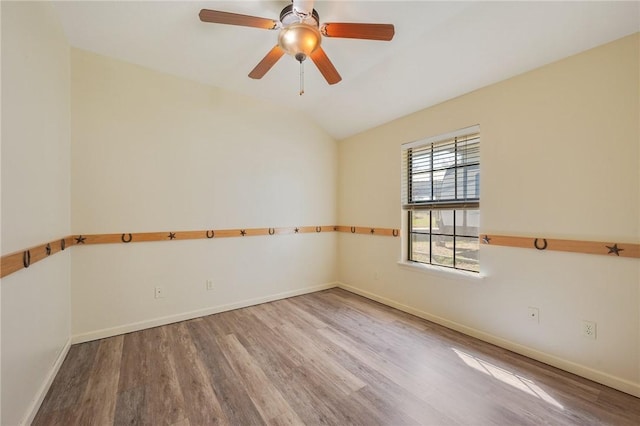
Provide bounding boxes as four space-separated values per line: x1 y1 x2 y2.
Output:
299 61 305 96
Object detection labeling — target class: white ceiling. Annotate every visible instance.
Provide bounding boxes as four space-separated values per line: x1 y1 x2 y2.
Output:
53 1 639 140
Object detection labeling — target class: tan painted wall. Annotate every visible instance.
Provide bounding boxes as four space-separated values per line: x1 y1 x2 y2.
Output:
337 34 640 396
1 2 71 424
2 6 638 422
70 49 338 341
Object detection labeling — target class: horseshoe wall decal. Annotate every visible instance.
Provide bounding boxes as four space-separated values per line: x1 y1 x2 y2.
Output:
60 238 66 250
268 228 275 235
46 243 52 256
351 227 356 233
206 230 215 238
392 229 399 237
316 226 322 233
121 233 133 243
23 250 31 268
534 238 548 250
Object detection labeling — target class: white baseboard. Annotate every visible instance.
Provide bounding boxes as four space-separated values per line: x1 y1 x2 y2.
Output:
72 282 339 344
23 337 72 425
336 282 640 399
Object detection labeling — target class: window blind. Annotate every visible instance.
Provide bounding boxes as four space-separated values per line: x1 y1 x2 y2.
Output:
402 125 480 210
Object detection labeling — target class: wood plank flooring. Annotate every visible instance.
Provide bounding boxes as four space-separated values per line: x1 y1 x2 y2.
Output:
34 288 640 425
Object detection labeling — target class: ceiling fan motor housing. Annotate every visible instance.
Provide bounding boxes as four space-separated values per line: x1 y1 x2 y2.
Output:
291 0 316 18
280 4 320 27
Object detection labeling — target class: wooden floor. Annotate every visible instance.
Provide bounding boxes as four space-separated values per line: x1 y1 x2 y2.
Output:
34 288 640 425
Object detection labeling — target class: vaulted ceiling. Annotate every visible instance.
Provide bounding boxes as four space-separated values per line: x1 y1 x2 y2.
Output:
53 1 639 139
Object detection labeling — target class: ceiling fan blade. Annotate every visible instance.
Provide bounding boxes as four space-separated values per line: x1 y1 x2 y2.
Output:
321 23 395 41
310 47 342 85
249 45 285 79
199 9 278 30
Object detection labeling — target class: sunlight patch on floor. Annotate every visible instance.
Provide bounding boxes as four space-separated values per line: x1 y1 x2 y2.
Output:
452 348 564 409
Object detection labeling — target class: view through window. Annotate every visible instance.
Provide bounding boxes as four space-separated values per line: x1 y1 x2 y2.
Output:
402 126 480 272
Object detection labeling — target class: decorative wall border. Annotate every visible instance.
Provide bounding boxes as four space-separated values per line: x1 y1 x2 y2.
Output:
0 225 400 278
1 237 74 278
481 234 640 259
4 228 637 279
335 226 400 237
73 226 337 245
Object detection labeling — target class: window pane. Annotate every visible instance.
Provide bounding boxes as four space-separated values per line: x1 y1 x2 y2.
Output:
455 236 479 272
457 137 480 165
433 144 455 170
410 233 430 263
434 169 456 201
431 235 454 268
431 209 454 235
411 172 432 202
411 210 431 232
455 209 479 237
411 150 432 172
456 164 480 200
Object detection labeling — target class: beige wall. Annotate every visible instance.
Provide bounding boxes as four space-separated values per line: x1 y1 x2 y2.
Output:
1 1 71 424
1 5 638 422
338 34 640 396
70 49 338 341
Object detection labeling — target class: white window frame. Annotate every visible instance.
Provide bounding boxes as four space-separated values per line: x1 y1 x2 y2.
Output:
401 125 480 273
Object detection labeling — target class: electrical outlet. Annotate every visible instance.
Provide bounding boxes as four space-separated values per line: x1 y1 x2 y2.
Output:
154 286 164 299
206 280 214 291
582 320 597 339
527 307 539 323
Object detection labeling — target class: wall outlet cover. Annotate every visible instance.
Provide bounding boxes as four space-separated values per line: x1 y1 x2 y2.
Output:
582 320 597 339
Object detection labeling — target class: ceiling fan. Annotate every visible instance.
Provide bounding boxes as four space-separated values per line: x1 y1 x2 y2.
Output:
199 0 395 94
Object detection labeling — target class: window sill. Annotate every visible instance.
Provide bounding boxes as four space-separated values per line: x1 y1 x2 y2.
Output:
397 260 485 281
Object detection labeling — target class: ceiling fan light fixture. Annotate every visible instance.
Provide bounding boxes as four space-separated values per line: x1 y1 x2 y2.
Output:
278 23 321 62
199 3 393 87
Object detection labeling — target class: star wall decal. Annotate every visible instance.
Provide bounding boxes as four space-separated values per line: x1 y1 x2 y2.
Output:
606 243 624 256
168 232 176 240
370 228 375 234
482 235 491 244
46 244 52 255
295 228 299 233
240 230 246 236
75 235 86 244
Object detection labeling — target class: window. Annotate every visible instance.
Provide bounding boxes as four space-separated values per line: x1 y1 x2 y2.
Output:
402 126 480 272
